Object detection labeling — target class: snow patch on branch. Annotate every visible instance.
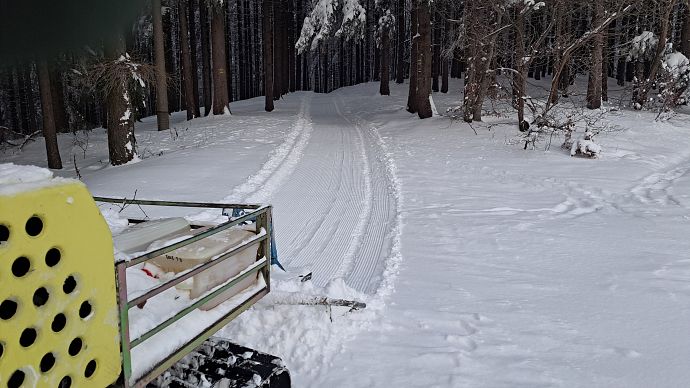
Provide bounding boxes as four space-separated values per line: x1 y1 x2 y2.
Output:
296 0 366 53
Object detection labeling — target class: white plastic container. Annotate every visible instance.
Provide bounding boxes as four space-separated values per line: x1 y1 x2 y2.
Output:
113 218 190 254
149 227 259 310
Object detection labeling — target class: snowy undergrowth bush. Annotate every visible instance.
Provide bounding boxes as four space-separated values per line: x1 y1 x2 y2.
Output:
570 130 601 158
656 52 690 114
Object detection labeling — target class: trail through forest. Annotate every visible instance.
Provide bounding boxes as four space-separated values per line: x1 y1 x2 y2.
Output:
3 81 690 387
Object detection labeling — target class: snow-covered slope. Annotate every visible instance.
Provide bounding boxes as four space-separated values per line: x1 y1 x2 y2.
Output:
3 80 690 387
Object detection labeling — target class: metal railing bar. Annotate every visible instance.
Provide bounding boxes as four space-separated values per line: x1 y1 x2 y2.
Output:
127 233 268 307
132 288 269 388
129 258 268 348
94 196 262 210
123 206 269 268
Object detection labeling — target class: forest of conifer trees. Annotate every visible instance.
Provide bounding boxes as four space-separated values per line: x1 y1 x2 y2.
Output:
2 0 690 167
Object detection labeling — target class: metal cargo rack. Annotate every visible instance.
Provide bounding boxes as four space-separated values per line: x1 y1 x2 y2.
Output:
95 197 275 388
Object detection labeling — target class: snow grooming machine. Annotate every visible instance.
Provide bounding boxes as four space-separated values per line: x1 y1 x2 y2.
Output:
0 175 290 388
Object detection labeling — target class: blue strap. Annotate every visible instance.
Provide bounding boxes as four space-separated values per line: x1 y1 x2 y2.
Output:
231 208 286 271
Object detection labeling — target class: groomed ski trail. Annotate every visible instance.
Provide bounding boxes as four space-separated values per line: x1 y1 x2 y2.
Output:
226 92 398 294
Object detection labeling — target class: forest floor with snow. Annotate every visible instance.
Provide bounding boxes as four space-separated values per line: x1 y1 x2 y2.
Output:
3 79 690 387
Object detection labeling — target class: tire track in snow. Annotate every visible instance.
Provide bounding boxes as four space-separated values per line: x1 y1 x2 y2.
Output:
224 95 313 203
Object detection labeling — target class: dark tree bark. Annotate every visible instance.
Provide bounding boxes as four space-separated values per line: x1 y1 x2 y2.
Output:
407 0 418 113
682 4 690 58
288 0 296 92
4 69 19 131
513 7 527 126
37 60 63 169
188 0 201 117
416 0 432 119
105 35 137 166
179 0 198 120
199 0 212 116
152 0 170 130
431 8 440 93
380 24 391 96
263 0 275 111
441 4 449 94
49 63 68 133
395 0 405 83
211 4 230 114
17 63 34 132
586 0 605 109
272 0 283 100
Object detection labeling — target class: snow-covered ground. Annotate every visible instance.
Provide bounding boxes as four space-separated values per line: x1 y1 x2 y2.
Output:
3 80 690 387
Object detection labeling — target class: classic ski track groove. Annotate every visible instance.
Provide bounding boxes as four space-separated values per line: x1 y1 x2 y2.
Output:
224 95 313 203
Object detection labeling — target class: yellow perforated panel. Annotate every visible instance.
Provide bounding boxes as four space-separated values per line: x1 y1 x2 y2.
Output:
0 181 121 388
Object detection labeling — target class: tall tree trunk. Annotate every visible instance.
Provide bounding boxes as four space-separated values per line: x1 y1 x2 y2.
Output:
441 4 450 94
49 63 68 133
288 0 296 92
211 4 230 114
395 0 406 83
263 0 275 111
273 0 283 100
407 0 419 113
17 63 32 132
179 0 198 120
602 25 609 102
416 0 432 119
105 36 137 166
200 0 212 116
380 25 391 96
37 60 63 169
188 0 202 117
513 7 527 128
587 0 605 109
152 0 170 130
431 9 440 93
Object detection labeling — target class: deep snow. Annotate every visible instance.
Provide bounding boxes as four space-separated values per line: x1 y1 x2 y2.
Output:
2 79 690 387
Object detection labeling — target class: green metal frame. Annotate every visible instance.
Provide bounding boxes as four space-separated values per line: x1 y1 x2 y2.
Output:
96 197 272 388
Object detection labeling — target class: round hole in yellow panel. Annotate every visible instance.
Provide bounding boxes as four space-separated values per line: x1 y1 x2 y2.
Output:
58 375 72 388
40 352 56 373
25 215 44 237
0 341 4 359
19 327 37 348
68 337 82 357
11 256 30 277
78 301 93 319
84 359 97 379
45 247 61 267
51 313 67 333
0 299 18 320
8 369 25 388
0 224 8 244
63 275 77 294
33 286 50 307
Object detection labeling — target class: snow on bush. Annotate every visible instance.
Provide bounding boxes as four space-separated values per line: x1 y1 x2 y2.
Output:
657 51 690 108
570 130 601 158
627 31 658 62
